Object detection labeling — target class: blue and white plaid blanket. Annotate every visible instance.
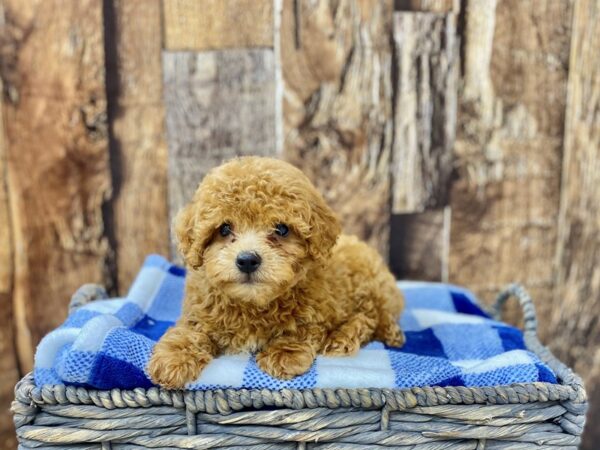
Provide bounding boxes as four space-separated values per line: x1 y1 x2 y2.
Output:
35 255 557 390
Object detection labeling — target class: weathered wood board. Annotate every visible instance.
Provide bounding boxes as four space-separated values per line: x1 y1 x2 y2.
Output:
0 82 18 450
449 0 573 331
163 49 277 257
105 0 169 293
551 0 600 446
163 0 274 51
0 0 111 372
388 11 456 280
281 0 394 258
392 12 457 213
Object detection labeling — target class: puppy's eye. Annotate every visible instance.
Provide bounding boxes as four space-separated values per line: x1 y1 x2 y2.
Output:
219 223 232 237
274 223 289 237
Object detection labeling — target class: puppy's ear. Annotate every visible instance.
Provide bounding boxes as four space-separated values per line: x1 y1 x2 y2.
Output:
173 202 211 269
307 192 341 262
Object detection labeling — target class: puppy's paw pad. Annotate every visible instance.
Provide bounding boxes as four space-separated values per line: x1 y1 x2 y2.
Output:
257 345 314 379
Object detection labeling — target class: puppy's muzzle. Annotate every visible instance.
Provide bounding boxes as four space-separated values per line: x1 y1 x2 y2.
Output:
236 251 262 274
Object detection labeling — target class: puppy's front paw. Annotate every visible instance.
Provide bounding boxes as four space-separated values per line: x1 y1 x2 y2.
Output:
382 327 405 348
257 342 315 379
321 331 361 356
387 329 406 348
148 345 211 390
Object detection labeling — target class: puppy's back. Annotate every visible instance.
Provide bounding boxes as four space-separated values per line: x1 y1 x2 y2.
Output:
329 235 404 317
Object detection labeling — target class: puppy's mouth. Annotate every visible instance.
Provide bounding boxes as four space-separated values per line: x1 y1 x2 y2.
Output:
241 274 255 284
228 272 260 285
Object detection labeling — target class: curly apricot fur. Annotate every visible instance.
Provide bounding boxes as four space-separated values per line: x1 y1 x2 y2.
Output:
147 157 404 388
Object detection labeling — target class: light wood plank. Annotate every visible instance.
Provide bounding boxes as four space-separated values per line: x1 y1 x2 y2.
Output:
281 0 394 257
0 80 18 450
449 0 573 329
552 1 600 447
163 0 273 51
163 49 277 256
1 0 111 371
105 0 169 292
392 12 457 213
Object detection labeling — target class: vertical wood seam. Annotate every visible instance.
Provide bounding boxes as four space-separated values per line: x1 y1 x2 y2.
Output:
6 143 30 374
274 0 284 155
553 1 579 293
101 0 121 296
0 78 18 377
442 205 451 282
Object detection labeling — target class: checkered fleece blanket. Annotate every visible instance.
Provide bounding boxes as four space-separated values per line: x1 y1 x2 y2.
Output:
34 255 557 390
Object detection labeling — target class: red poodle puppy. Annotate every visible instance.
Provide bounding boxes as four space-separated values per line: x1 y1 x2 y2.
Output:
148 157 404 389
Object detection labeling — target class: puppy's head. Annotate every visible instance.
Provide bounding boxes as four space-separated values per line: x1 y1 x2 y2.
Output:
175 156 341 305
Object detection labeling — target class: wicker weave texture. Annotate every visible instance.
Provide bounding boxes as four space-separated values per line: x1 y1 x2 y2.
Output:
11 284 588 449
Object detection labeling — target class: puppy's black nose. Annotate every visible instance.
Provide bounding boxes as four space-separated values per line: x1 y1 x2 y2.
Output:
236 251 262 274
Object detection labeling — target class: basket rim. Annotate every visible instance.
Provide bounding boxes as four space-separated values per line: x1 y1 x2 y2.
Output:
14 372 586 416
14 284 587 415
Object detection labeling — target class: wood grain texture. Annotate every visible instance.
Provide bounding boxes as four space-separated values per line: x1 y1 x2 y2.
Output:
392 12 457 213
394 0 457 13
551 1 600 447
0 82 18 450
281 0 394 257
449 0 573 329
0 0 111 371
163 50 277 257
104 0 169 293
163 0 273 51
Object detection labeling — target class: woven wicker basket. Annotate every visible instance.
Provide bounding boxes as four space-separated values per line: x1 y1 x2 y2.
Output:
12 284 587 449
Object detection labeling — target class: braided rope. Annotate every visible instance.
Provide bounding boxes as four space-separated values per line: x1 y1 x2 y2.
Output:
493 284 586 391
494 283 538 333
13 372 585 416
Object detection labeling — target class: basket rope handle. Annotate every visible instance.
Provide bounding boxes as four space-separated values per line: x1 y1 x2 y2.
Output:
69 283 109 314
493 283 538 334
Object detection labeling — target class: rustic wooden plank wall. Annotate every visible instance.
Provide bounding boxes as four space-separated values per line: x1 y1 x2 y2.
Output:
163 50 278 238
551 1 600 446
0 0 598 447
391 12 456 214
163 0 277 258
450 0 573 331
104 0 170 292
0 1 111 445
0 0 112 373
281 0 395 258
389 9 457 280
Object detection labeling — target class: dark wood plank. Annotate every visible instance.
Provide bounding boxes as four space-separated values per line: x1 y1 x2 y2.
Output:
105 0 169 292
394 0 457 13
389 209 450 281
